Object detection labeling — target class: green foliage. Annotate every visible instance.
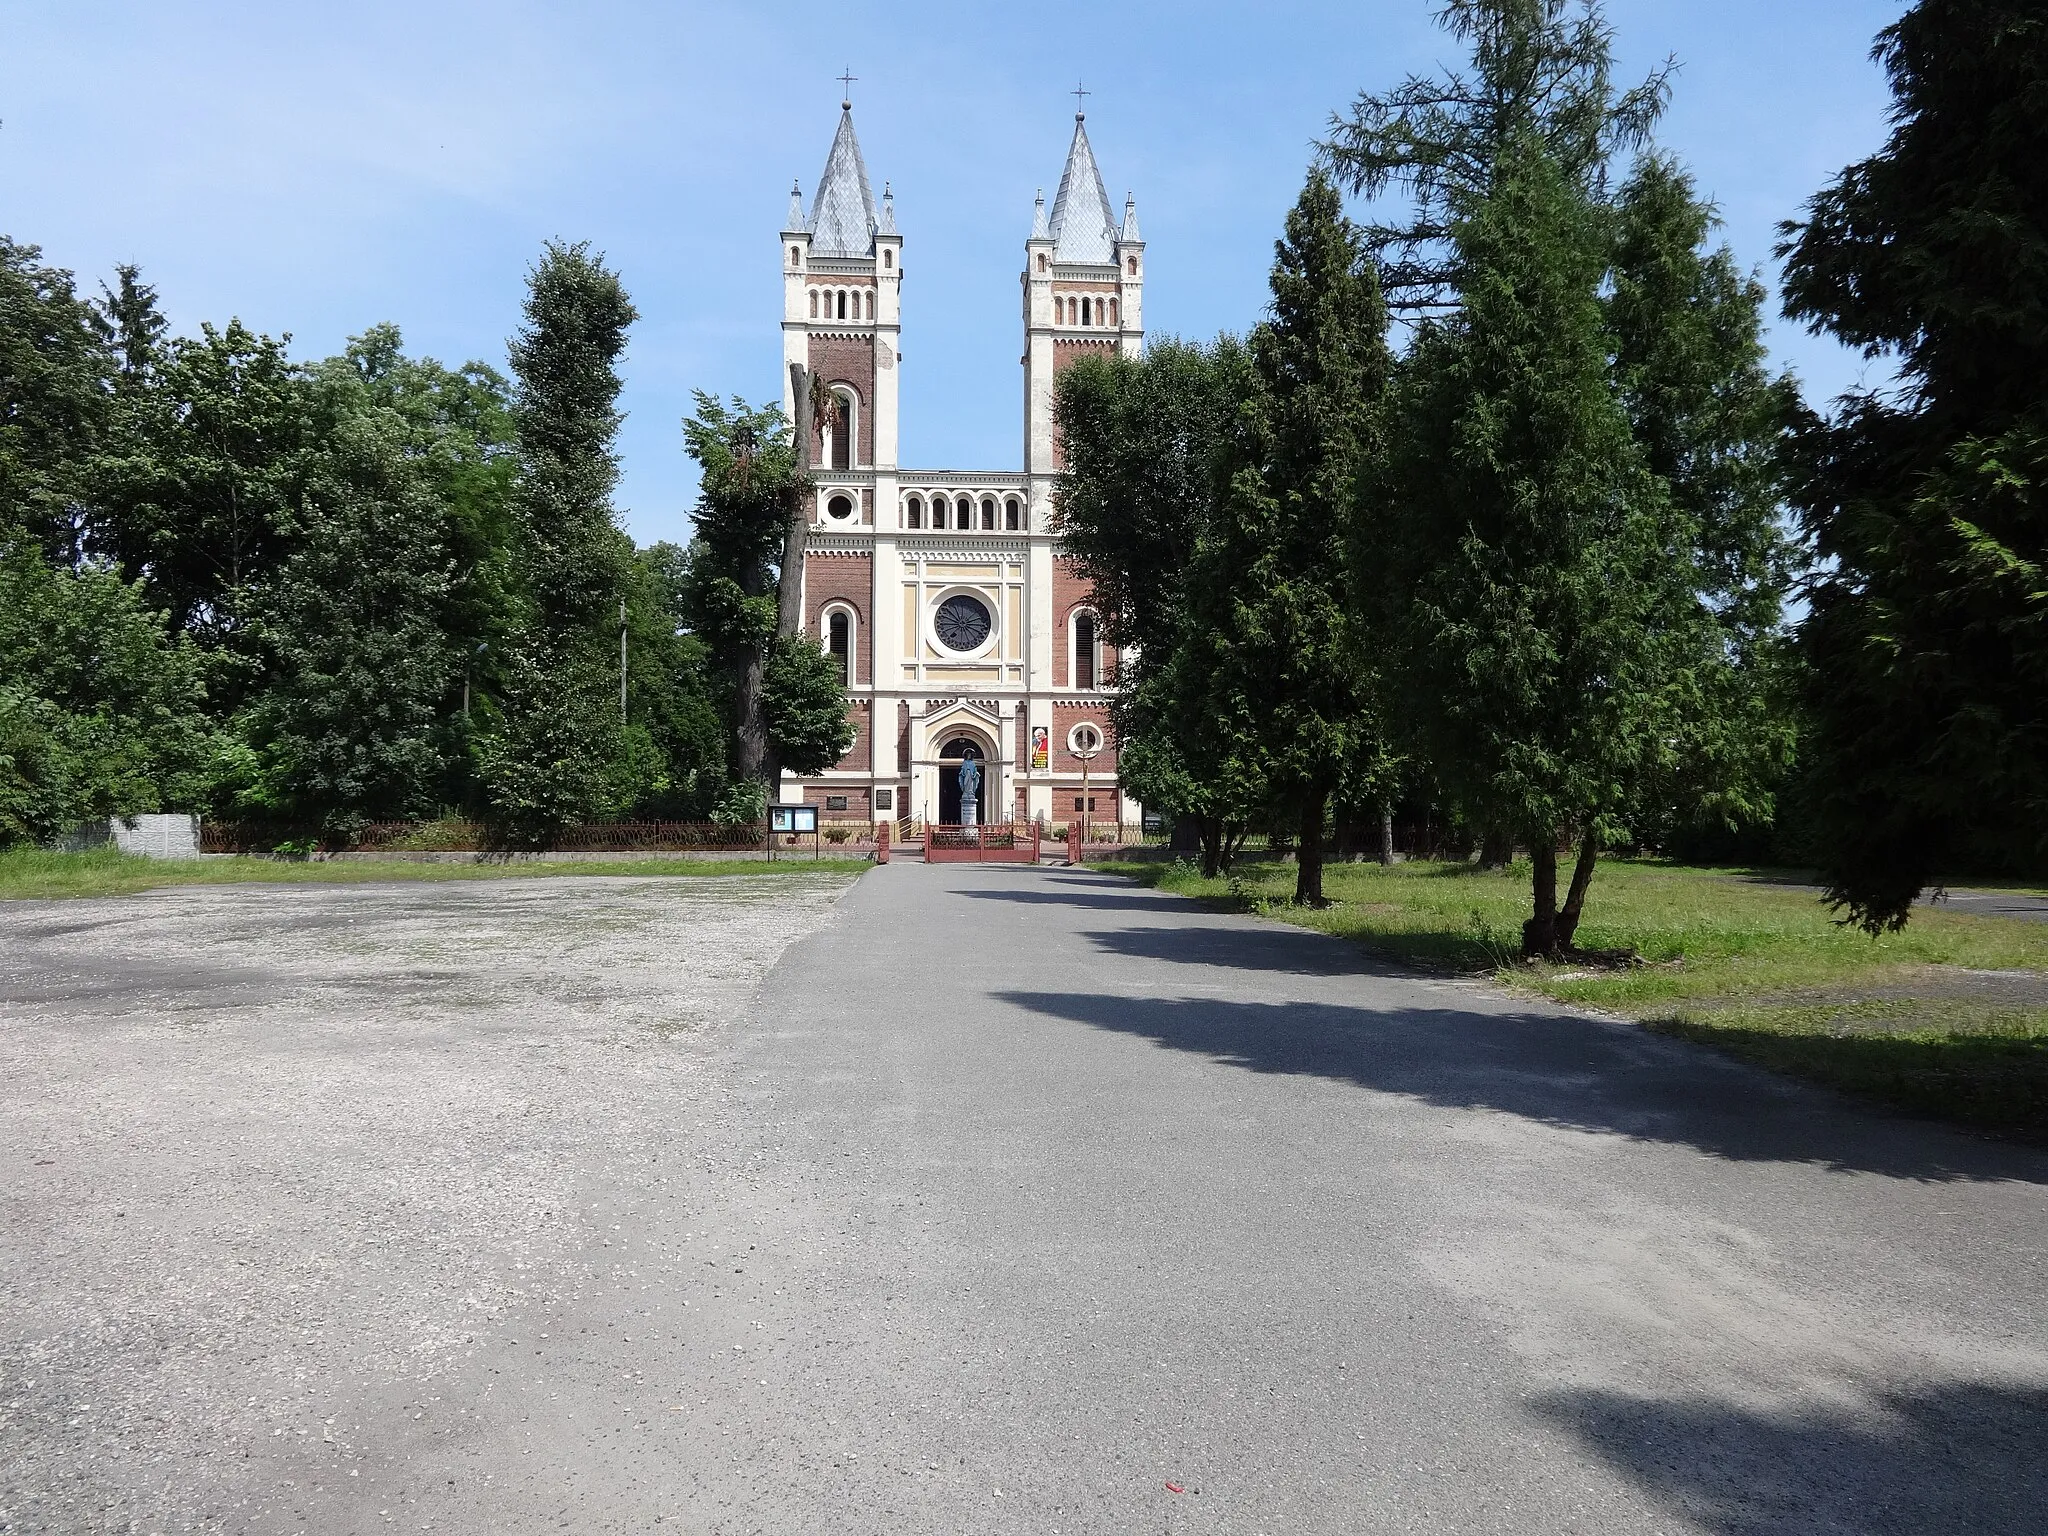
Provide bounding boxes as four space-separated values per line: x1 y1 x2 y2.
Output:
762 632 855 776
1196 169 1396 903
475 243 640 843
1779 0 2048 930
680 392 835 790
0 526 217 846
1052 337 1259 871
235 364 458 838
0 238 112 565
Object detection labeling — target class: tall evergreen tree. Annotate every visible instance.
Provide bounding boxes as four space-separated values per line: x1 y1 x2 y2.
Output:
475 242 638 843
1054 336 1260 875
1779 0 2048 929
1193 171 1394 906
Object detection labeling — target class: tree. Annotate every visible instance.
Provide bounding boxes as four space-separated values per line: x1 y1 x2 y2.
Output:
1053 336 1258 874
1372 130 1679 956
475 242 638 843
1778 0 2048 930
234 363 456 838
1193 170 1395 906
0 524 217 846
0 238 117 567
680 393 852 796
1322 0 1669 315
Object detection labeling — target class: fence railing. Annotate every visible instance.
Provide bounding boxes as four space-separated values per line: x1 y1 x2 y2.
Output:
200 820 783 856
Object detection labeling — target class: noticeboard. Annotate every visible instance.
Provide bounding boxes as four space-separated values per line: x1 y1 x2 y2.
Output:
769 805 819 834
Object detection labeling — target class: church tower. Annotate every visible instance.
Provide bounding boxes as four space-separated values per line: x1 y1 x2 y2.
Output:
782 98 902 493
1023 109 1145 487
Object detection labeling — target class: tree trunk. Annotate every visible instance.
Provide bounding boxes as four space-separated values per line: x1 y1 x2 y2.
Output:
777 362 812 641
1522 832 1560 958
1198 815 1224 879
1480 826 1512 869
1295 788 1329 906
1555 827 1600 951
736 648 769 787
1379 802 1396 866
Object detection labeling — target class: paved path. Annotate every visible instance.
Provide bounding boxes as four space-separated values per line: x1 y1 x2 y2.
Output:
1733 873 2048 922
10 864 2048 1533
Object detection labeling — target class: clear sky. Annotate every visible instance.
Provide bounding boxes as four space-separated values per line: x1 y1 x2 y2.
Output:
1 1 1904 547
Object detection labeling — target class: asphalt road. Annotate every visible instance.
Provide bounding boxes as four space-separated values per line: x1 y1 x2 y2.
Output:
8 863 2048 1533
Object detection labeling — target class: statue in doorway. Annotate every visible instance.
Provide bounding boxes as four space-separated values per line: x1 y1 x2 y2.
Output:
956 750 981 827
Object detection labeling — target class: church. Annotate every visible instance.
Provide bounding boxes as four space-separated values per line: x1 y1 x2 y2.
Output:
777 95 1142 830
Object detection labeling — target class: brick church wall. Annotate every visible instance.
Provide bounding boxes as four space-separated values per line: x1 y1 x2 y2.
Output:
807 333 877 467
804 552 871 684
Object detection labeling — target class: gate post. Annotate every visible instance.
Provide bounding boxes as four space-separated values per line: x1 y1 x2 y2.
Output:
1068 823 1082 865
875 820 890 865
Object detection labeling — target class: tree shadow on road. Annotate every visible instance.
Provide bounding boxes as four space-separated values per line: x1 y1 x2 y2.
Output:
1080 922 1403 977
1534 1380 2048 1535
993 989 2048 1184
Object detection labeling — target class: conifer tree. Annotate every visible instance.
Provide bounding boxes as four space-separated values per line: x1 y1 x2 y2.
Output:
1192 170 1394 906
475 242 638 843
1779 0 2048 928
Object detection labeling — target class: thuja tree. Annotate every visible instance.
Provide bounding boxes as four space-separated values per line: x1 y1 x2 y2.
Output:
1779 0 2048 929
474 242 639 844
680 393 851 808
1053 336 1261 874
1191 170 1396 906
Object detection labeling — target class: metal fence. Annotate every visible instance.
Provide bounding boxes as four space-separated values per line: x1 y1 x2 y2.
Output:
199 820 777 855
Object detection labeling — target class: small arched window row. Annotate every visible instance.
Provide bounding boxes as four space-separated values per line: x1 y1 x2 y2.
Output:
804 287 876 322
899 492 1027 531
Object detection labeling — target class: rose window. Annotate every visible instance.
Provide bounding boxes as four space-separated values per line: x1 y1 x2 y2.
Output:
934 594 993 652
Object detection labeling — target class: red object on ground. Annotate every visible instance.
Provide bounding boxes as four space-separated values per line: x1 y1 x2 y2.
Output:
875 821 890 864
1165 1483 1184 1494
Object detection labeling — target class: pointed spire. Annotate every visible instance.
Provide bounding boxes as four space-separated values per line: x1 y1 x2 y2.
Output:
1048 115 1117 264
1030 189 1050 241
809 105 879 257
1121 192 1140 243
785 179 808 233
879 181 897 236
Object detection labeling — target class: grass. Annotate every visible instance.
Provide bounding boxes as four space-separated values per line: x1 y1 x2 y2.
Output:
1098 855 2048 1142
0 846 870 901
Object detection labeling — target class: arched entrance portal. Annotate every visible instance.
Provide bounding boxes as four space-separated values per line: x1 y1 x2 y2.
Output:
936 733 995 825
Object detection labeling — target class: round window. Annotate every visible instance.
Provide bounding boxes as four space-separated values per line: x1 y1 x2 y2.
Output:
826 494 854 520
933 593 993 653
1069 722 1104 756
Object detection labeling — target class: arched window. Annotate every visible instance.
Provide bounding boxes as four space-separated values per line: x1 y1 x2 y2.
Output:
864 291 874 320
1073 610 1099 690
981 497 996 530
1109 298 1118 325
790 246 801 268
1037 253 1048 273
927 494 947 530
905 495 923 530
808 290 818 318
1128 255 1139 276
1082 297 1092 326
1004 497 1022 530
884 249 894 269
822 605 856 685
836 290 847 320
829 389 854 471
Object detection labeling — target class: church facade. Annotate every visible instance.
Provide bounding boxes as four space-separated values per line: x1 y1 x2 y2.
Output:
778 100 1142 829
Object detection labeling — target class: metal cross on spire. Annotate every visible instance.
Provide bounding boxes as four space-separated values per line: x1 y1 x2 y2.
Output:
839 67 858 108
1071 80 1090 118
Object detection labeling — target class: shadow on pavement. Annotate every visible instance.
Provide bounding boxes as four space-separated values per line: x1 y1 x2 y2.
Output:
1081 922 1397 977
1536 1380 2048 1534
994 989 2048 1184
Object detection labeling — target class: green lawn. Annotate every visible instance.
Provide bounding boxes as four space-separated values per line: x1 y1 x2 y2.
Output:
1099 856 2048 1142
0 846 869 901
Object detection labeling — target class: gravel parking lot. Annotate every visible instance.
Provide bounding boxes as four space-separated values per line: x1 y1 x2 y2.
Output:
0 873 854 1535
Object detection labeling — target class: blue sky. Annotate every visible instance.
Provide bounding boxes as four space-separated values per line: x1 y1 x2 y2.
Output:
1 1 1903 547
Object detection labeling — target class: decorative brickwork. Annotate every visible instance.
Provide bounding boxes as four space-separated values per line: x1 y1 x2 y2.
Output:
807 335 877 466
804 552 872 684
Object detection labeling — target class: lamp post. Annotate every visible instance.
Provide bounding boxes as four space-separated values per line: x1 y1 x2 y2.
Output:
1071 724 1101 848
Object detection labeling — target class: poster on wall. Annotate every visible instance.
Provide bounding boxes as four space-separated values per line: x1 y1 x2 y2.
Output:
1030 725 1049 770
